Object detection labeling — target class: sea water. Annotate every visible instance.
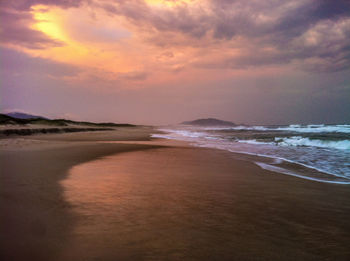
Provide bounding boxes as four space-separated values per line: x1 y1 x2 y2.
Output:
152 124 350 184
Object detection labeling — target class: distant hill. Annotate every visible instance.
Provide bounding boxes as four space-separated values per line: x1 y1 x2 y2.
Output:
0 114 135 127
182 118 236 126
0 114 28 125
5 112 48 120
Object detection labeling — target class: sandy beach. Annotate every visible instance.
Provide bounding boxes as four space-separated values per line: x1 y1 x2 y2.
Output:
1 128 350 261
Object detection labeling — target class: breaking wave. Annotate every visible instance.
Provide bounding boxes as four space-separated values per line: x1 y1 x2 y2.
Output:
152 124 350 183
206 124 350 133
239 136 350 150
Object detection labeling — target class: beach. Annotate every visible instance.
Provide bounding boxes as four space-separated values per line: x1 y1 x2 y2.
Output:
1 128 350 261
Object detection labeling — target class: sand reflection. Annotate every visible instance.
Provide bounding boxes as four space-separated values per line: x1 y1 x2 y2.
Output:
60 147 350 260
60 148 227 260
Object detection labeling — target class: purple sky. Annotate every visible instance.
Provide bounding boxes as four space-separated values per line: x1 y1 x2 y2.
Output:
1 0 350 124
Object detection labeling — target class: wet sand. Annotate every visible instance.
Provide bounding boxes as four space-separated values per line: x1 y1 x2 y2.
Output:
1 129 350 260
0 128 158 261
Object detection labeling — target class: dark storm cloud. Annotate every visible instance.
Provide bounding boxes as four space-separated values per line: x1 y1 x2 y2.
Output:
98 0 210 38
313 0 350 20
207 0 350 72
210 0 350 39
97 0 350 72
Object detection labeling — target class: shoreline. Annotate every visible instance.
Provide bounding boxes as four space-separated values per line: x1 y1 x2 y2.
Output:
226 149 350 184
1 129 350 260
151 134 350 185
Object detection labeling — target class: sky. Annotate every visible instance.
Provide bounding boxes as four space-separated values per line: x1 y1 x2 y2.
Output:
1 0 349 125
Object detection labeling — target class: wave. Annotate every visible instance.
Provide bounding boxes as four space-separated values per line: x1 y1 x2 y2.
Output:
254 162 350 184
207 124 350 133
276 124 350 133
197 140 350 183
205 126 269 131
152 129 223 139
239 136 350 150
152 127 350 182
154 129 350 150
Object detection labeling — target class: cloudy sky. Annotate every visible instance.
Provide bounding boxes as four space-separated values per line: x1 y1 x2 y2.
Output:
1 0 349 124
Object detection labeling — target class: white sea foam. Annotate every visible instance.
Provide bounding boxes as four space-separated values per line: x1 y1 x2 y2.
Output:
206 124 350 133
237 139 274 145
152 126 350 181
151 134 176 139
224 147 350 181
152 128 217 140
123 129 350 183
158 129 207 138
238 136 350 150
206 126 270 131
275 124 350 133
154 128 350 150
254 162 350 184
277 136 350 150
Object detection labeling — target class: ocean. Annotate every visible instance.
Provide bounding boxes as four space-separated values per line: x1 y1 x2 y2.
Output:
152 124 350 184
